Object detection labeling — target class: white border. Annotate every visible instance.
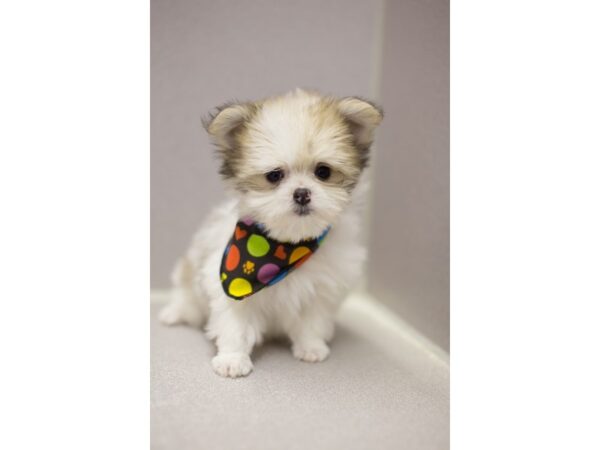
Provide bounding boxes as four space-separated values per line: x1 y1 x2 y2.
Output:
0 1 149 448
452 1 600 448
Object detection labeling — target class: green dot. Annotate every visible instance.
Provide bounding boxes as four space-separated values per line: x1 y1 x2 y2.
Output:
247 234 270 257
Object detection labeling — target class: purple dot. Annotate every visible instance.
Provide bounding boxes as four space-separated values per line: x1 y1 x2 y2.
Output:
241 217 254 226
257 263 280 284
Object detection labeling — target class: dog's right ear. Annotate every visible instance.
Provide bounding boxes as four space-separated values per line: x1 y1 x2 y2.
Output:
203 102 256 150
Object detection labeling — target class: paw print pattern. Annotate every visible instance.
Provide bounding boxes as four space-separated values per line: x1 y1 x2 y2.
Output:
242 260 255 275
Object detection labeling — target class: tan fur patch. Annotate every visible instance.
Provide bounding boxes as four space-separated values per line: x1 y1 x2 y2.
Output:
205 89 382 191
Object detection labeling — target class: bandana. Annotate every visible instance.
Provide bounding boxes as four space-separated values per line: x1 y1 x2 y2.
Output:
219 217 330 300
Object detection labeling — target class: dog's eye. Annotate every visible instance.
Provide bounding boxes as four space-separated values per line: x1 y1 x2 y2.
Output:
265 169 284 184
314 164 331 181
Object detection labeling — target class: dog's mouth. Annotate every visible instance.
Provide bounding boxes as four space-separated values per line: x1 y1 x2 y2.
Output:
294 205 312 216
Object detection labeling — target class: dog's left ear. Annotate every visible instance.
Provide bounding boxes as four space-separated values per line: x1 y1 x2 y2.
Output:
337 97 383 150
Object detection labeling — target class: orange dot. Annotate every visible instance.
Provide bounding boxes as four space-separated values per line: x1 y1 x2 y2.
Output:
289 246 311 264
293 254 311 268
225 244 240 271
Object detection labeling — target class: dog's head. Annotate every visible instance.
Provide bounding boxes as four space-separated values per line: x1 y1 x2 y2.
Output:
204 89 382 242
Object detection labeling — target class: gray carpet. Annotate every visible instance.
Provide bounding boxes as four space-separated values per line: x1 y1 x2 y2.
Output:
151 299 449 450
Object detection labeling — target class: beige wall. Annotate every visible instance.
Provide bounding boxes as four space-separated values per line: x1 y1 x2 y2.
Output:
367 0 450 350
151 0 382 287
151 0 449 350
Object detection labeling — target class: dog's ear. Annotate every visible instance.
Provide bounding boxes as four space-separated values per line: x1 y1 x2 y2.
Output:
337 97 383 150
203 102 256 150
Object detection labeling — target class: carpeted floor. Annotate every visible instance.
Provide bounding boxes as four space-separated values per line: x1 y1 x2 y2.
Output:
151 296 449 450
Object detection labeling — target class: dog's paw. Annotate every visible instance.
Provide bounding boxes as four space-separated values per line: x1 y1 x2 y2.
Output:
158 298 204 328
158 303 184 326
212 353 253 378
292 341 330 363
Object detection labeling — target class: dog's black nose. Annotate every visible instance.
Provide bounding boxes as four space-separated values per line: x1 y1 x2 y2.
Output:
293 188 311 206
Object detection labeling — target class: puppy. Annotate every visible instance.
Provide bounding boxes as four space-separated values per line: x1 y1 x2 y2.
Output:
159 89 382 377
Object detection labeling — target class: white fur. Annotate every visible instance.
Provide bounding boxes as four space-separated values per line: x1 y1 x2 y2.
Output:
159 182 367 378
160 90 379 378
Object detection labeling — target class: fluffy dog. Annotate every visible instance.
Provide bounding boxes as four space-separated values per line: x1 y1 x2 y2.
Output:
159 89 382 377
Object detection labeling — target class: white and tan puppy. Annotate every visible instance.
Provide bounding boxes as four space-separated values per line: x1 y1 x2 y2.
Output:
159 89 382 377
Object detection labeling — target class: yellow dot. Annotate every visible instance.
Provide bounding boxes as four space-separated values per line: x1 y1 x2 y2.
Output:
221 272 227 282
289 246 311 264
229 278 253 297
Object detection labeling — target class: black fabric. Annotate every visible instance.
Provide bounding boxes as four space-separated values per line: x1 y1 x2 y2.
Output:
219 218 329 300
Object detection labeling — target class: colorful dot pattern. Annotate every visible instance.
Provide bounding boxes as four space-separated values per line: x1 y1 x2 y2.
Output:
219 218 330 300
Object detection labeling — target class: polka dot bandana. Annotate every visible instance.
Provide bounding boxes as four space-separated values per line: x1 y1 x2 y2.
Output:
220 217 330 300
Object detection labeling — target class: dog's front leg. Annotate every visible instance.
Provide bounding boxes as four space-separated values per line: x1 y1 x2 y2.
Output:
287 306 334 363
210 308 258 378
